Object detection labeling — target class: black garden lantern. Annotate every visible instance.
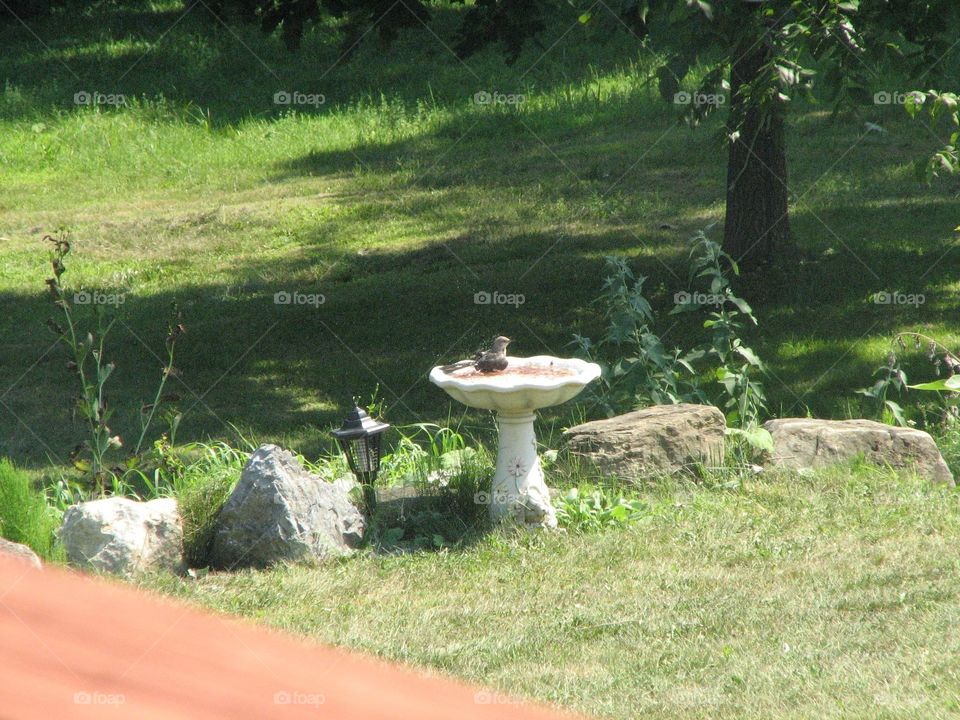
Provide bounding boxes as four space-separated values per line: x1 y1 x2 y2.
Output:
332 401 390 511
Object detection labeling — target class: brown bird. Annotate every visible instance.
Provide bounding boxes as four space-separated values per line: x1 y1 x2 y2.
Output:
441 336 511 374
473 335 510 373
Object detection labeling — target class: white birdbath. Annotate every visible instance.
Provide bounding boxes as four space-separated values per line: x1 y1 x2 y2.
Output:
429 356 601 529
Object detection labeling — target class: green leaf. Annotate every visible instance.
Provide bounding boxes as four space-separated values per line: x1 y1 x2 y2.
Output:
694 1 713 20
775 64 800 87
883 400 907 427
734 345 763 367
727 296 753 316
904 91 925 119
907 375 960 391
439 447 477 471
725 426 774 453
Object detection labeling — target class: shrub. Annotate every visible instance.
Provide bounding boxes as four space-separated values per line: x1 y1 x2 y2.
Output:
572 228 767 430
0 459 59 559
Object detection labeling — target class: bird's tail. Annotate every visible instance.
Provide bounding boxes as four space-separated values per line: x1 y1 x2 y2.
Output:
439 359 474 373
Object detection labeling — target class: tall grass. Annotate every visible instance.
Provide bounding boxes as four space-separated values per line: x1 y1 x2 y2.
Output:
170 441 249 568
0 459 60 559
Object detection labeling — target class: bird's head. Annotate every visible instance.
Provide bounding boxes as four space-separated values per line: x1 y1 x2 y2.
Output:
492 336 511 353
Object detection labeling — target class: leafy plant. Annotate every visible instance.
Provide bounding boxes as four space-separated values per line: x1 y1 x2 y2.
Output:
904 90 959 180
673 229 768 428
371 506 477 552
857 351 910 426
857 332 960 427
573 229 769 453
571 256 704 415
554 486 649 533
370 422 493 550
44 232 184 495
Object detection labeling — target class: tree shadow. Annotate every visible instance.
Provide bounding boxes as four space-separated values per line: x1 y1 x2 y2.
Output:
6 198 957 471
0 0 653 124
3 2 959 472
1 222 678 469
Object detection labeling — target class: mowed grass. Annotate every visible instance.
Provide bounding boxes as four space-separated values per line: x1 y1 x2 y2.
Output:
0 0 957 469
143 465 960 719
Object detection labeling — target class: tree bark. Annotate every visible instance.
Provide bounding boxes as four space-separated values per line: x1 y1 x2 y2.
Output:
723 37 795 267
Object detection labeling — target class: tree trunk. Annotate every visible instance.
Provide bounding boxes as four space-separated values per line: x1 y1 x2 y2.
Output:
723 37 795 267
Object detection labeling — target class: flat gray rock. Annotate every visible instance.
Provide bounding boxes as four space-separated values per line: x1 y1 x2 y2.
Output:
60 497 185 576
763 418 954 485
562 403 726 479
210 444 365 570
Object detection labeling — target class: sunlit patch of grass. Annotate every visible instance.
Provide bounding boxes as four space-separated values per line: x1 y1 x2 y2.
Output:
142 465 960 719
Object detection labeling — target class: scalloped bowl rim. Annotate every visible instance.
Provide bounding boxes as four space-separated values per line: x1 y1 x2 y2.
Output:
429 355 601 394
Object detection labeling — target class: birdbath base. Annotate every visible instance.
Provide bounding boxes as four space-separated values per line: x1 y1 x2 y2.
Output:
489 411 556 529
428 354 601 530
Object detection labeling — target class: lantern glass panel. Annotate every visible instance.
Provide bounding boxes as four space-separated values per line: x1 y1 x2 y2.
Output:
337 434 383 483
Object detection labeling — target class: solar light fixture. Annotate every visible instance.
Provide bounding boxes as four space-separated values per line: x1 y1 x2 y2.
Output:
332 400 390 511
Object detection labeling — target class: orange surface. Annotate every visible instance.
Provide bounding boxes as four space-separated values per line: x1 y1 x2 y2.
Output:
0 558 581 719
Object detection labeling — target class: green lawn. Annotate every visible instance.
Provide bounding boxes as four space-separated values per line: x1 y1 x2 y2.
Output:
144 465 960 719
1 1 958 468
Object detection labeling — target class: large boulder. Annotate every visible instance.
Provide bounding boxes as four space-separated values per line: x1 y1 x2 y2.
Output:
60 497 185 576
0 538 41 570
763 418 954 485
210 445 365 570
562 404 726 479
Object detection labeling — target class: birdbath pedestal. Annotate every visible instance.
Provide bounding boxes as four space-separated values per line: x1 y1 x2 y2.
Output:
429 356 601 529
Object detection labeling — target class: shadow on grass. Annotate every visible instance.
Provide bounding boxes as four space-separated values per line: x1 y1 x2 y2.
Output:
368 489 491 554
4 209 958 472
0 224 661 469
0 0 652 124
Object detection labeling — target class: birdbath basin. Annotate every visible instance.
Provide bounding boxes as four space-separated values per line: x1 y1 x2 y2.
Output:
429 355 601 528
